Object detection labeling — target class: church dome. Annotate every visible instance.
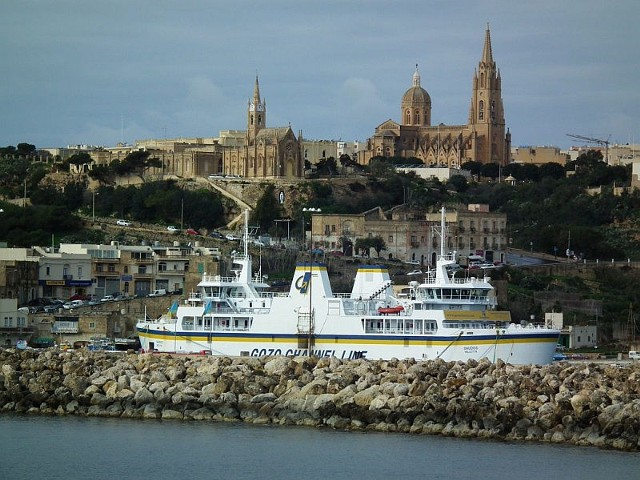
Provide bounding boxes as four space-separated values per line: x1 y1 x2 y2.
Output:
400 66 431 126
402 85 431 105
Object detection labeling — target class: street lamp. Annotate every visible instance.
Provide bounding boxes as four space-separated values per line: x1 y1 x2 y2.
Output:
92 191 99 223
302 207 321 249
530 241 533 255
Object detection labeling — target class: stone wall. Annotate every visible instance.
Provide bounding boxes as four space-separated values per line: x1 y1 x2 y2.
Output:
2 349 640 451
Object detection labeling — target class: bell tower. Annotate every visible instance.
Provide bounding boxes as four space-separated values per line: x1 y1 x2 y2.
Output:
248 75 266 142
469 25 509 164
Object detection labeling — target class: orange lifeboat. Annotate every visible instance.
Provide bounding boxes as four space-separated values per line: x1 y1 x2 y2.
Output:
377 305 405 315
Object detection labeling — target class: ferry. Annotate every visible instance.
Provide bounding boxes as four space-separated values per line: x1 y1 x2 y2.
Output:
136 209 559 364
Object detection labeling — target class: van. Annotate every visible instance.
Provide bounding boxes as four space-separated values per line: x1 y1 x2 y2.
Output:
629 351 640 360
148 289 167 297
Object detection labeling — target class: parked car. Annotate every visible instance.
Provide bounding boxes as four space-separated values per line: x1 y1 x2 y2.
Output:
100 295 115 302
116 219 131 226
225 234 239 241
208 231 224 239
63 299 85 309
148 289 167 297
167 226 179 233
186 228 200 235
406 269 423 276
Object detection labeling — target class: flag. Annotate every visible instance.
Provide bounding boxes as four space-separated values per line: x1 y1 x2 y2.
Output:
168 301 179 318
204 301 213 314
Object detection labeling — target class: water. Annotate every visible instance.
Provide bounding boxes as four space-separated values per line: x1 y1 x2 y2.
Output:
1 415 638 479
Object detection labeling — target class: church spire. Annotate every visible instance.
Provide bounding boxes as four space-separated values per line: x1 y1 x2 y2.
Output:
481 23 494 65
412 64 421 87
253 75 261 104
248 74 266 141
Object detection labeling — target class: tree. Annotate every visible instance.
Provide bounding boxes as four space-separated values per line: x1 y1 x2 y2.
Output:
16 143 36 156
538 162 565 180
447 174 468 192
480 162 500 179
461 160 482 176
251 184 281 234
369 236 386 257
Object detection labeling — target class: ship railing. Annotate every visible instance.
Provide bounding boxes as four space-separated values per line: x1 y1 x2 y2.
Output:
419 276 489 285
333 292 353 298
258 291 289 298
509 322 551 330
201 274 239 283
237 307 270 314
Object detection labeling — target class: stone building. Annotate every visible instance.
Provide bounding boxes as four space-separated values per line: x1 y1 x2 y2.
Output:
360 27 511 167
0 248 39 305
310 203 506 266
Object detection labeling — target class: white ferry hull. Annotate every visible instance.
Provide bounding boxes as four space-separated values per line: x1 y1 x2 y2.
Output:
137 315 559 365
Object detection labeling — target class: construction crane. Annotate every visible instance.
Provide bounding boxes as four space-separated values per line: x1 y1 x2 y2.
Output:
566 133 611 163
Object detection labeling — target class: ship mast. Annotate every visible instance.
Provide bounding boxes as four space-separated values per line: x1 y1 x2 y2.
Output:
440 206 446 258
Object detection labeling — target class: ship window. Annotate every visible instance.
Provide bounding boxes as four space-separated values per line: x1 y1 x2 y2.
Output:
182 316 194 330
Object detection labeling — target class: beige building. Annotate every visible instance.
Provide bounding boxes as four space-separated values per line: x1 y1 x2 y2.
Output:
511 146 568 165
360 27 510 167
310 203 507 265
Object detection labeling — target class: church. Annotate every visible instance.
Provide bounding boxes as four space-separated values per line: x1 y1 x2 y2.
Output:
223 76 305 178
360 26 511 167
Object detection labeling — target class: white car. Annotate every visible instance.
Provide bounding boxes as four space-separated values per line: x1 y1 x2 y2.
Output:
116 219 131 226
225 234 239 241
167 226 179 233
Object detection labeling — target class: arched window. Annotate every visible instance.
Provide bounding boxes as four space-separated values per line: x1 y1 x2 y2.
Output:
250 115 254 126
405 109 411 124
478 100 484 120
414 110 420 124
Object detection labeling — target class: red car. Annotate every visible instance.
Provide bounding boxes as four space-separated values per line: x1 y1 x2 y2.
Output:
186 228 200 235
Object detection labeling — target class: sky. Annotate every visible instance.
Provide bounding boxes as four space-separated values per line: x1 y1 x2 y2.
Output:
1 0 639 151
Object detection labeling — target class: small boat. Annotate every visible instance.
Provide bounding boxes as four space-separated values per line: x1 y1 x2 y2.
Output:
377 305 405 315
136 208 560 364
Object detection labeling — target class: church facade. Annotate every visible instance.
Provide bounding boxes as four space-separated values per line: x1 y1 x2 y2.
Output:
223 76 304 179
360 27 511 167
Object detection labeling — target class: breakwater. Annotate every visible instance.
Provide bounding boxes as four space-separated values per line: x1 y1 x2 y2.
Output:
2 349 639 451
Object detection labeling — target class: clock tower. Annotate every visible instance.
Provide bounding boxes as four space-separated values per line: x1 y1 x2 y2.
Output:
248 75 266 141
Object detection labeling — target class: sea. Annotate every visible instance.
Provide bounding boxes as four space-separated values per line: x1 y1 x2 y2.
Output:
1 415 639 480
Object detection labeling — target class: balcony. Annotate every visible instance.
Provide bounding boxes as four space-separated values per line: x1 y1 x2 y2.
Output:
133 258 154 264
0 326 33 334
157 269 186 276
93 269 120 277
